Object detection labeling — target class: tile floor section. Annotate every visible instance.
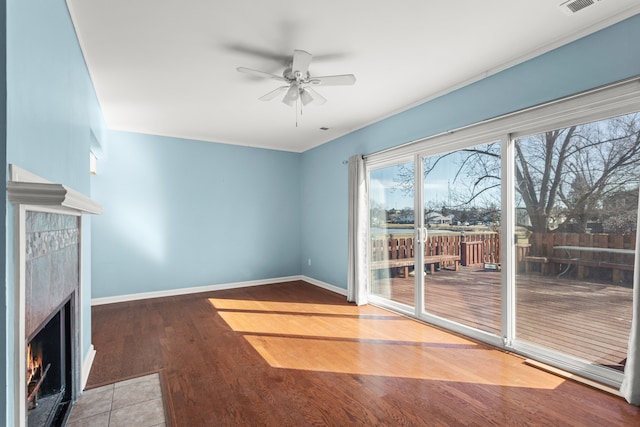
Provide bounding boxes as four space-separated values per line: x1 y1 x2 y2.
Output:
66 373 166 427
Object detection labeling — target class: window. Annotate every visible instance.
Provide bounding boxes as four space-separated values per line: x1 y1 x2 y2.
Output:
365 77 640 386
90 151 98 175
514 113 639 375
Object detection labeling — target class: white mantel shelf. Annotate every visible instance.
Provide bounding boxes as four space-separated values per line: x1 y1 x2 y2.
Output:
7 181 102 215
7 164 102 214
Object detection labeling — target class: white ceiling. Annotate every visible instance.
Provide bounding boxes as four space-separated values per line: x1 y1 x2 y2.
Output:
66 0 640 153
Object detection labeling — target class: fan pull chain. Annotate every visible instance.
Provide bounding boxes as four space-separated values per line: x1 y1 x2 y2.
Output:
296 96 304 127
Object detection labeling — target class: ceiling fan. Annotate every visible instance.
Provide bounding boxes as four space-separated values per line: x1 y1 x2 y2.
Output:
237 49 356 107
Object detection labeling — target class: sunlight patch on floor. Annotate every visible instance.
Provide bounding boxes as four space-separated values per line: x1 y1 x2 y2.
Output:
243 334 565 389
209 301 565 389
209 297 383 315
215 310 470 345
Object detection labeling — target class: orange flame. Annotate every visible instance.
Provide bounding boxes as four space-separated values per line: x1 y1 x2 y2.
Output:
26 343 42 385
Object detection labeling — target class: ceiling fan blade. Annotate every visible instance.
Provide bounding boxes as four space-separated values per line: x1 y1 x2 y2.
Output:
308 74 356 86
301 87 327 106
282 85 300 107
225 43 291 65
237 67 287 82
259 86 289 101
291 50 312 76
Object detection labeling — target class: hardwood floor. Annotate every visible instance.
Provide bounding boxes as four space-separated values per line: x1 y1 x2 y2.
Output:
87 280 640 426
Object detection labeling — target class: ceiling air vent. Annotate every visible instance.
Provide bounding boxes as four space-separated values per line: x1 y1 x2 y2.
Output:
560 0 600 15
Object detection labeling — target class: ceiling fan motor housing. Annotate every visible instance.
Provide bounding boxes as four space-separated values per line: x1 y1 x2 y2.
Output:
283 67 310 83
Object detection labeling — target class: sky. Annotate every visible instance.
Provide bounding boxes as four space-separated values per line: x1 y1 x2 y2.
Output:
369 148 501 211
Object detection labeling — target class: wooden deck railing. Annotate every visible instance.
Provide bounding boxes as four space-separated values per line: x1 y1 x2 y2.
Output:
460 233 500 266
371 232 500 276
371 230 635 283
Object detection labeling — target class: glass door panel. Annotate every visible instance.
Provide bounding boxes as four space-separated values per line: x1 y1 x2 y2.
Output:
514 112 639 372
421 143 502 335
369 161 416 308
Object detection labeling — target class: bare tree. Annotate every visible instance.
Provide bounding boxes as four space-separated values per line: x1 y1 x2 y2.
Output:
391 112 640 233
517 114 640 232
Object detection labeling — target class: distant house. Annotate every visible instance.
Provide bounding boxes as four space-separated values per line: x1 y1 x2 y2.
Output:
427 213 452 225
397 213 415 224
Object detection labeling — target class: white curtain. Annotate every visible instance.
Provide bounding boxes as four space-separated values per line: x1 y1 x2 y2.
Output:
620 187 640 405
347 154 369 305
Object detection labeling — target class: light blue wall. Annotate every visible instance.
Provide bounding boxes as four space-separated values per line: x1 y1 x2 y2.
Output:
2 5 639 422
1 0 7 423
4 0 105 424
91 131 301 298
300 14 640 289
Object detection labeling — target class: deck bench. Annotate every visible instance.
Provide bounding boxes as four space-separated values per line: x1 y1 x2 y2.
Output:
371 254 460 278
524 255 634 282
549 256 633 282
549 245 635 282
524 256 550 275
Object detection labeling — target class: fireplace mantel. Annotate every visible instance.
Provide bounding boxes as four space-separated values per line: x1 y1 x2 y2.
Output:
8 181 102 214
8 165 102 214
9 164 102 427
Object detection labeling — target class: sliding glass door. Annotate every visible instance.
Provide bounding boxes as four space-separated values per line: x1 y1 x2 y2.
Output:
369 160 417 310
367 143 504 337
513 113 639 374
420 143 502 335
363 80 640 387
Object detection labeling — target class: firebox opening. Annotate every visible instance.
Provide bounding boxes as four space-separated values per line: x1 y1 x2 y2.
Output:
26 298 73 427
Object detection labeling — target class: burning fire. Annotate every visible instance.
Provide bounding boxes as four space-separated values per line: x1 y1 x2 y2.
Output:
27 342 42 387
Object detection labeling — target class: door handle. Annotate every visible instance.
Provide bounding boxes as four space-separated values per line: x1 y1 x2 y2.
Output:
416 227 427 243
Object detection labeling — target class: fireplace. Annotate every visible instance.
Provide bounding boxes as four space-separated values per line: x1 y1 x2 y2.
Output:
23 209 80 427
26 298 73 427
8 164 102 427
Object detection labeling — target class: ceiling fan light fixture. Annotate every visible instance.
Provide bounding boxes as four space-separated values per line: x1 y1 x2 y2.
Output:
300 88 314 106
282 84 299 106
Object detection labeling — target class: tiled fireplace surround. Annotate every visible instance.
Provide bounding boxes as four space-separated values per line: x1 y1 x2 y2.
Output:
25 211 80 426
9 165 102 427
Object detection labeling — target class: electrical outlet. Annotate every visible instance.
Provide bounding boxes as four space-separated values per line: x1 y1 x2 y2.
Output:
308 258 311 266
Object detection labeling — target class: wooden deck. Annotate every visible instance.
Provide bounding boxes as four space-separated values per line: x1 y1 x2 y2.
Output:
372 267 632 371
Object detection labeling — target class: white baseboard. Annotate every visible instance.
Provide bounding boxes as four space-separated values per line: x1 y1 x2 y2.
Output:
91 275 348 306
92 275 302 305
81 345 96 391
301 275 348 296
